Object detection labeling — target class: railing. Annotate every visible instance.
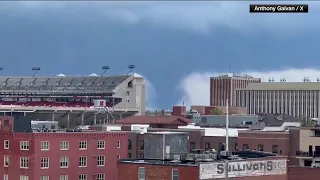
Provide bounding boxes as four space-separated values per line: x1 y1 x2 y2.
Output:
166 152 218 161
296 150 320 157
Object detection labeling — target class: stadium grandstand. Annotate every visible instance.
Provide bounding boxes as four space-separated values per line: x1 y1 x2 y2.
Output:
0 73 146 128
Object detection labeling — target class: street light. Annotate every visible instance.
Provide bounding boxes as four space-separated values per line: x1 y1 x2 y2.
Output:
101 66 110 76
126 64 135 75
32 67 41 77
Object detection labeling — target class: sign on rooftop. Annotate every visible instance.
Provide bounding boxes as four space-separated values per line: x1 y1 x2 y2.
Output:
199 159 287 179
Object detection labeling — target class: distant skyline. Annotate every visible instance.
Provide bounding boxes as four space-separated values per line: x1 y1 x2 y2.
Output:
0 1 319 109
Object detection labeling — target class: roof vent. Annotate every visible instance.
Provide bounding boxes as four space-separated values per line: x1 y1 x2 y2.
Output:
268 77 275 82
280 78 286 82
303 77 310 82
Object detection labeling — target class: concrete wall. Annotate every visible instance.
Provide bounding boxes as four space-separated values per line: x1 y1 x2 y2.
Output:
200 115 259 126
114 75 146 115
299 129 320 151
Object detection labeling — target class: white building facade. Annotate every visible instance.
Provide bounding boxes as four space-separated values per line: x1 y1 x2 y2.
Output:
236 82 320 118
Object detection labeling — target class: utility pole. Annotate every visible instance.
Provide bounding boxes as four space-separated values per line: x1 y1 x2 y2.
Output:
225 99 229 180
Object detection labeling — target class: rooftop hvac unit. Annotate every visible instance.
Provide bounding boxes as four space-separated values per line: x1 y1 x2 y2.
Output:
220 151 232 157
312 163 320 168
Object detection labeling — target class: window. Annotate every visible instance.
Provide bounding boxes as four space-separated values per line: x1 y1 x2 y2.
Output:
190 142 195 152
243 144 249 150
272 145 279 154
138 167 145 180
140 140 144 150
258 144 264 151
20 176 28 180
235 143 238 150
79 141 87 150
4 120 9 126
60 175 68 180
78 174 87 180
218 143 225 151
117 140 120 148
205 142 211 150
4 140 9 149
140 153 144 158
128 139 132 150
97 173 105 180
128 153 132 158
20 141 29 150
126 91 130 96
97 155 105 166
40 176 49 180
60 141 69 150
60 156 69 168
172 169 179 180
97 140 105 149
41 141 50 151
4 155 9 167
4 175 8 180
20 157 29 169
79 156 87 167
41 157 49 169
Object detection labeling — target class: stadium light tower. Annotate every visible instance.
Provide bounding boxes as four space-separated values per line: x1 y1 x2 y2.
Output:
32 67 41 77
126 64 135 75
101 66 110 76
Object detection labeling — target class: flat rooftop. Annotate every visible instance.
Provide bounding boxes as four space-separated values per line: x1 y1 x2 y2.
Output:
239 82 320 90
119 155 286 167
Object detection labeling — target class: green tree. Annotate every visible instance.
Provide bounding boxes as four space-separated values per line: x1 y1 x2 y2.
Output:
299 116 315 126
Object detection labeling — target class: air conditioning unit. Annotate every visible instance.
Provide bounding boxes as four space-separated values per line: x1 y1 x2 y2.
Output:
220 151 232 157
312 163 320 168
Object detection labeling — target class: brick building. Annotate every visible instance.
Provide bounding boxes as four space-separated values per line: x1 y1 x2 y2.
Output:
237 130 290 156
126 125 239 159
117 115 192 129
118 130 287 180
118 157 288 180
210 74 261 106
0 116 128 180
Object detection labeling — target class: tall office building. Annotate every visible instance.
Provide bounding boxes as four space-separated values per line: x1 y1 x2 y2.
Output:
210 74 261 106
236 80 320 118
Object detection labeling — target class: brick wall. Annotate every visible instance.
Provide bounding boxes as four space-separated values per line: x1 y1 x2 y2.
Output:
288 167 319 180
118 163 199 180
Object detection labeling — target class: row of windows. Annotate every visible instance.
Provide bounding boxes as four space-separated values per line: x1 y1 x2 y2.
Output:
4 140 121 150
138 167 179 180
16 174 105 180
15 156 116 169
242 144 282 154
128 139 144 150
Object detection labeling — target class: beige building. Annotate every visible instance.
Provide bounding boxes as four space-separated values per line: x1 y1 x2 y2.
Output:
291 126 320 168
235 82 320 118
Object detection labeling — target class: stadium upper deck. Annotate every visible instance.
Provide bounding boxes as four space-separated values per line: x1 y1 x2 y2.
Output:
0 74 147 125
0 75 129 94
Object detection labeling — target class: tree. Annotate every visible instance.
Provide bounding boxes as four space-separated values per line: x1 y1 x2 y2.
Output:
210 108 224 115
299 116 316 126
